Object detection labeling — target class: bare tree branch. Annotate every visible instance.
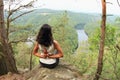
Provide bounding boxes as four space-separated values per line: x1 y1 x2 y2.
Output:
116 44 120 51
9 30 17 33
13 0 23 9
117 0 120 7
106 2 113 4
9 39 27 44
10 10 34 22
6 1 34 37
8 1 34 18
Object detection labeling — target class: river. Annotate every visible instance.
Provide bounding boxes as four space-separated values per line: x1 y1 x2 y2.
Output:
76 30 88 43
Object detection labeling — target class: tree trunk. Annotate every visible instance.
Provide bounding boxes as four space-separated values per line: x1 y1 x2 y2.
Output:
94 0 106 80
0 0 18 74
0 44 7 75
0 56 8 75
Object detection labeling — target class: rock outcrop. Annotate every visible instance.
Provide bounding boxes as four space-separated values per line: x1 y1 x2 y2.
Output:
24 60 82 80
0 60 84 80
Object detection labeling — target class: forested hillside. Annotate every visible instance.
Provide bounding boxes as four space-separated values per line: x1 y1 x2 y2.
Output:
8 9 118 29
6 9 101 27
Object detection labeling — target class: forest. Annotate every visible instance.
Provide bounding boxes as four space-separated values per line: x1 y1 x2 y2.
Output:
0 0 120 80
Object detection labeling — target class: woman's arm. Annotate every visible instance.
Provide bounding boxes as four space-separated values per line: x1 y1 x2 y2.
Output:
33 42 47 58
48 40 63 58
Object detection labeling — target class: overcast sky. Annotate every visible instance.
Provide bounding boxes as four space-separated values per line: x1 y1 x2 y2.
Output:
33 0 120 15
4 0 120 15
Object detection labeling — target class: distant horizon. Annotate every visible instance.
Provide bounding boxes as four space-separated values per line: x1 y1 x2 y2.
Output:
31 8 120 16
4 0 120 15
34 0 120 15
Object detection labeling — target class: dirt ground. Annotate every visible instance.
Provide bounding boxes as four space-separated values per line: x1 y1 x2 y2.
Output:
0 72 25 80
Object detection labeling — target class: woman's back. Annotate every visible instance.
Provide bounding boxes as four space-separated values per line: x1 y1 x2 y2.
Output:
39 41 58 64
39 42 57 55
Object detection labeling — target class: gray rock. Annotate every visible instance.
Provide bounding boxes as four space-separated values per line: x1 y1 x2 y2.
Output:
24 60 82 80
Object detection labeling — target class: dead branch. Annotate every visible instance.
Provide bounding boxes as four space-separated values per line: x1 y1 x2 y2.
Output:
29 46 34 70
9 30 16 33
117 0 120 7
116 44 120 51
9 39 27 44
10 10 34 22
106 2 113 4
8 1 34 18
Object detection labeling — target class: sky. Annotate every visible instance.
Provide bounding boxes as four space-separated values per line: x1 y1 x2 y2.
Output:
34 0 101 13
4 0 120 15
33 0 120 15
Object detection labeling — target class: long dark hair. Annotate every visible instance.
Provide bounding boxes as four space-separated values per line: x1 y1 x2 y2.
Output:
36 24 53 47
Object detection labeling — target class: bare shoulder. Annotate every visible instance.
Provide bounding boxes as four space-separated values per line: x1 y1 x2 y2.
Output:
53 40 58 43
53 40 59 46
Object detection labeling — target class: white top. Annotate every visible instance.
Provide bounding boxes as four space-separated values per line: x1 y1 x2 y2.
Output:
39 43 57 64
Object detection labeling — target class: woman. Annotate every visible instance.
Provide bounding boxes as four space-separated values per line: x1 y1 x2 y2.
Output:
33 24 63 69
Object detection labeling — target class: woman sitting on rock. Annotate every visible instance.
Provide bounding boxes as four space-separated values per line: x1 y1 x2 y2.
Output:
33 24 63 69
